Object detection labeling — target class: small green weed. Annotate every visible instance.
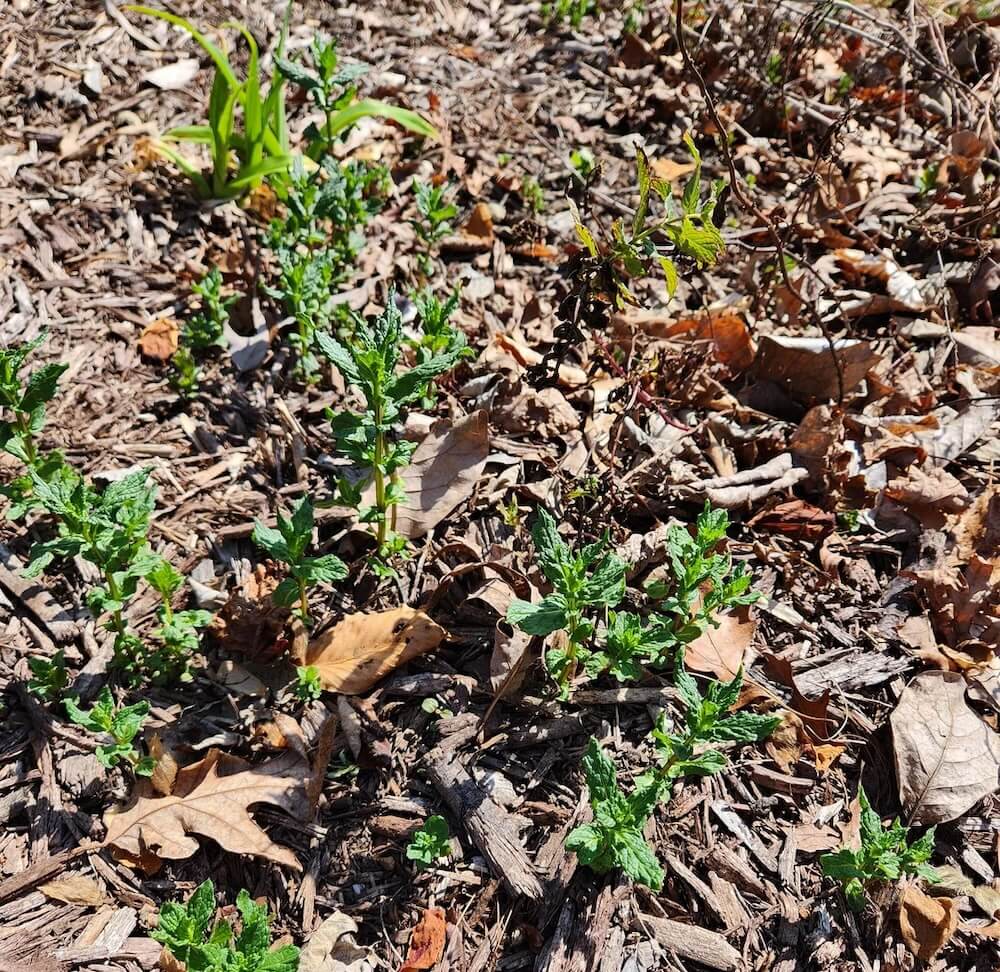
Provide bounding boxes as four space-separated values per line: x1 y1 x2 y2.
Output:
820 787 939 911
65 686 155 776
172 268 240 397
294 665 323 701
27 650 68 703
252 497 348 624
411 181 457 275
406 815 451 869
153 879 299 972
542 0 598 29
521 176 545 214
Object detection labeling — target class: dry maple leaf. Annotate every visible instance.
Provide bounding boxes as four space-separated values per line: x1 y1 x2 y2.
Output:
298 606 445 695
104 749 310 873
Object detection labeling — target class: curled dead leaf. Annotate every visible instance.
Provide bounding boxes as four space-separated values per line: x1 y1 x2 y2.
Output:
399 907 447 972
298 607 446 695
137 318 179 362
898 885 958 961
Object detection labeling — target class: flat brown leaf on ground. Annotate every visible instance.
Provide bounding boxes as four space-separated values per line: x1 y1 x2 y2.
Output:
399 908 446 972
298 607 446 695
103 749 310 872
393 410 490 539
685 607 755 681
898 885 958 961
299 911 374 972
891 671 1000 824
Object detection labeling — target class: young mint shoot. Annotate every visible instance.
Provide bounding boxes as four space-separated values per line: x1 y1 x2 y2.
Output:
64 686 155 776
406 815 451 870
820 787 939 911
505 507 626 698
27 650 69 703
152 879 299 972
315 289 469 575
252 496 348 624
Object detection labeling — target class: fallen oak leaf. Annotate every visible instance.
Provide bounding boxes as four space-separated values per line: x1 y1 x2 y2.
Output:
299 910 374 972
891 671 1000 825
298 607 446 695
103 749 309 873
399 907 447 972
685 606 755 681
898 885 958 962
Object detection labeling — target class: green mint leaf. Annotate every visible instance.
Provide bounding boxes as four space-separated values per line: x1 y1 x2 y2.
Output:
506 594 568 636
530 507 570 584
252 521 291 562
708 712 781 743
615 826 664 890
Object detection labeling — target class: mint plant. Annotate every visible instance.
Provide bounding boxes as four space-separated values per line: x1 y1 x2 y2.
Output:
152 879 299 972
505 508 626 697
294 665 322 702
65 686 155 776
315 291 469 575
567 653 779 888
542 0 598 29
27 650 68 703
24 468 204 683
407 288 471 407
0 334 69 519
406 815 451 869
172 268 240 397
147 559 213 669
643 502 758 664
252 497 348 624
411 181 456 275
820 787 939 911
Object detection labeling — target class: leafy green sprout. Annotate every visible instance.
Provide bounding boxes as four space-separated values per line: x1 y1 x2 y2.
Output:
315 291 470 575
411 181 457 275
27 650 69 703
64 686 156 776
172 268 241 397
573 135 727 306
566 652 779 888
251 497 348 624
570 148 595 182
521 176 545 214
407 287 473 406
505 507 627 698
406 815 451 869
0 333 69 520
820 787 939 911
542 0 598 29
294 665 323 702
153 879 298 972
420 696 454 719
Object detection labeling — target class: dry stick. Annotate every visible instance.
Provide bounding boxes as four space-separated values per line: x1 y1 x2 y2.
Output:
673 0 846 405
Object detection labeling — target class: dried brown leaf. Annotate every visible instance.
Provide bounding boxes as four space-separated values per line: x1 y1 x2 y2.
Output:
399 908 447 972
137 318 178 362
300 607 445 695
685 607 755 681
898 885 958 961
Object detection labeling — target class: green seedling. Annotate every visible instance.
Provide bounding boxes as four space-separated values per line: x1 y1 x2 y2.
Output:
500 496 521 529
406 815 451 869
567 652 778 888
172 268 240 397
521 176 545 214
27 650 68 703
542 0 598 29
294 665 323 701
153 879 299 972
252 497 348 624
315 291 469 575
820 787 939 911
643 502 758 663
573 135 726 308
129 7 294 199
570 147 595 181
265 157 389 380
420 696 454 719
0 334 69 519
147 559 213 671
65 686 155 776
275 34 435 160
25 467 201 683
411 181 457 275
505 507 626 698
407 288 472 406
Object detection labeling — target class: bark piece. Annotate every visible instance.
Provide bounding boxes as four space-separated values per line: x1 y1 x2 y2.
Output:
427 749 542 901
637 914 741 971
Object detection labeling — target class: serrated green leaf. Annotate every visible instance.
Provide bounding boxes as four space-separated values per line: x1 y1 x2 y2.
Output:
506 594 568 636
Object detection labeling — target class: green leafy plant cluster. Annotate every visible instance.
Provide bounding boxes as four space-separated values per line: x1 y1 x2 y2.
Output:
411 181 457 276
573 135 726 306
265 157 389 381
251 496 347 625
65 686 156 776
24 467 210 683
407 288 468 407
129 6 294 199
820 787 939 911
567 653 779 888
506 502 755 697
0 334 70 520
153 879 299 972
542 0 599 29
27 650 69 702
172 268 241 397
316 291 470 575
406 815 451 869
